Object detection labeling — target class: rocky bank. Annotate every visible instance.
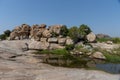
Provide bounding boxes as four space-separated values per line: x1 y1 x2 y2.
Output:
0 40 119 80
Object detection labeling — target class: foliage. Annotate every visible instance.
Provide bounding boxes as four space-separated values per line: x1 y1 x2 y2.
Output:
99 47 120 63
68 24 92 43
96 38 111 42
103 53 120 63
65 44 74 51
35 49 69 55
68 26 80 43
61 25 68 37
74 45 83 50
4 30 11 37
51 32 59 37
0 34 6 40
112 37 120 44
35 48 88 67
79 24 92 39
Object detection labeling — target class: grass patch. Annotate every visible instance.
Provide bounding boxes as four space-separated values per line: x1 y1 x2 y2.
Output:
112 37 120 44
96 38 111 42
34 49 69 55
34 48 90 68
103 53 120 63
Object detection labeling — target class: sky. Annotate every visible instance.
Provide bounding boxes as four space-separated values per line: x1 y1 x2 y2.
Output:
0 0 120 37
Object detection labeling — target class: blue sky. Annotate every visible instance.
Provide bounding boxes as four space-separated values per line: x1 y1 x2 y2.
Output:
0 0 120 37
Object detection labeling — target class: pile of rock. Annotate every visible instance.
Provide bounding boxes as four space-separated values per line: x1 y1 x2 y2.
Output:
10 24 67 40
9 24 98 50
9 24 74 50
29 37 74 50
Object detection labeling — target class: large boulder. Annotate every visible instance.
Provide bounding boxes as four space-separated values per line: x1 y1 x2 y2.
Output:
86 32 96 42
0 40 30 54
40 38 47 42
65 37 74 45
10 31 21 40
42 29 52 38
13 26 21 32
21 24 31 32
48 38 58 43
58 38 66 46
91 52 106 59
49 43 65 50
29 41 49 50
48 25 63 35
39 24 47 28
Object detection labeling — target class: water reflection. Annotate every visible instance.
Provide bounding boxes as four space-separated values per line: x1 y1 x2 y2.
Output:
96 63 120 74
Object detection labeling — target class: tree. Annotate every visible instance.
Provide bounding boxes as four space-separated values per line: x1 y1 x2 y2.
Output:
0 34 6 40
79 24 92 39
4 30 11 37
61 25 68 37
68 26 80 43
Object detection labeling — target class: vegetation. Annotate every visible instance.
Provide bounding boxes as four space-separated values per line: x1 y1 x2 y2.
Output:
0 34 6 40
68 24 92 43
51 32 59 37
104 53 120 63
68 26 79 43
4 30 11 37
34 48 89 67
0 30 11 40
61 25 68 37
65 44 74 51
112 37 120 44
96 38 111 42
79 24 92 39
37 49 69 55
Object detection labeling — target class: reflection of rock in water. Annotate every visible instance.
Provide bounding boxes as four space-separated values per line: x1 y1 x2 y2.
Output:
96 63 120 74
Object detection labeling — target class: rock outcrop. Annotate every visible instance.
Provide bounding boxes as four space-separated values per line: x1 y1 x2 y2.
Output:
96 34 111 39
48 38 58 43
58 38 66 46
66 37 74 45
29 41 49 50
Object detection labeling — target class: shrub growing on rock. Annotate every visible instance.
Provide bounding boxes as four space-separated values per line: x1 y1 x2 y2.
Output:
68 26 80 43
0 34 6 40
79 24 92 39
65 44 74 51
60 25 68 37
4 30 11 37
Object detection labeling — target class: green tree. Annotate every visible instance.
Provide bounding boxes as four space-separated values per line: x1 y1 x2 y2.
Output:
0 34 6 40
4 30 11 37
68 26 80 43
61 25 68 37
79 24 92 39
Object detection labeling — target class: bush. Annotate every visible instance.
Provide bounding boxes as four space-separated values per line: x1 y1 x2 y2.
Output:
4 30 11 37
68 26 80 43
35 49 69 55
65 44 74 51
75 45 83 50
0 34 6 40
51 32 59 37
96 38 111 42
61 25 68 37
104 53 120 63
79 24 92 39
112 37 120 44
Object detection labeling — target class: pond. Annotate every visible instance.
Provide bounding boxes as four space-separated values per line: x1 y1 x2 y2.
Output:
96 63 120 74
